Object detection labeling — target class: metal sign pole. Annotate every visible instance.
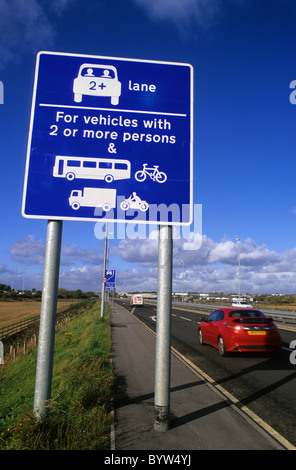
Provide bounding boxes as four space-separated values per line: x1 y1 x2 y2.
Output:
33 219 63 420
0 341 4 365
154 224 173 432
101 222 108 318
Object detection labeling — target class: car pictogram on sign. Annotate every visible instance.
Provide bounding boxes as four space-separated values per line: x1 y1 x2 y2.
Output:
73 63 121 105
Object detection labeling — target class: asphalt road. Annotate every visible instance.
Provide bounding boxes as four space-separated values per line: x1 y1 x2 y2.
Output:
115 299 296 448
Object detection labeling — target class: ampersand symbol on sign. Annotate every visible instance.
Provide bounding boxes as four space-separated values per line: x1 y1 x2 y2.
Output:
108 143 117 153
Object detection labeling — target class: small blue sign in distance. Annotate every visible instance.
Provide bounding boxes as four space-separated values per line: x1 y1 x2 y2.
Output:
22 51 193 225
105 269 116 289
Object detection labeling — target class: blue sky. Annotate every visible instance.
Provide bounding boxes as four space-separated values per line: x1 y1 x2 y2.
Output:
1 0 296 294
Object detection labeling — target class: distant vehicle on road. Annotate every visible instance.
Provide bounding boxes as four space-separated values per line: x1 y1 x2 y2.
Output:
232 299 252 308
130 294 144 306
198 308 281 356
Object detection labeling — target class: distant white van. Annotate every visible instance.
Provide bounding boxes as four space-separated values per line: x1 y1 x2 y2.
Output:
232 299 252 308
130 294 144 306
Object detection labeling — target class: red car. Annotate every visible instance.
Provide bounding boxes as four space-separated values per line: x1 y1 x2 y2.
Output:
198 308 282 356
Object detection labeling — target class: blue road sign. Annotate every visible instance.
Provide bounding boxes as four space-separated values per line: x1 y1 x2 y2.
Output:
22 51 193 225
105 269 116 289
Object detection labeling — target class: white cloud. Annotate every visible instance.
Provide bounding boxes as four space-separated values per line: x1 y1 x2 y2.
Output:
7 235 104 290
0 264 10 274
0 0 74 69
59 264 100 291
62 244 103 265
9 236 104 266
131 0 251 35
9 235 45 265
5 233 296 294
115 266 158 292
208 239 236 264
113 236 159 264
111 234 296 294
132 0 221 29
131 0 254 41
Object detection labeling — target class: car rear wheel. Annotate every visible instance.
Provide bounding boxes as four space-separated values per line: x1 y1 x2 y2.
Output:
218 336 227 356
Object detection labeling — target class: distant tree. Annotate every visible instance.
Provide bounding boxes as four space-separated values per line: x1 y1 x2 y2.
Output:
58 288 72 298
0 283 11 292
73 289 83 298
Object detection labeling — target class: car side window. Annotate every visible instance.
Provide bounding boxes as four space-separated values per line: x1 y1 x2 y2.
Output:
215 310 224 321
208 310 224 322
208 311 218 322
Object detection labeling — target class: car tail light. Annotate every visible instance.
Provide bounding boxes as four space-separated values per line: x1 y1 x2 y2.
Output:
224 322 241 330
229 317 277 331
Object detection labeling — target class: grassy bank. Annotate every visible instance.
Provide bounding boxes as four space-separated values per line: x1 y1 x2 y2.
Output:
0 300 114 450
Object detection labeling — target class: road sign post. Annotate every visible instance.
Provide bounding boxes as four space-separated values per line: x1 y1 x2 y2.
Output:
33 220 63 419
23 51 193 425
154 224 173 431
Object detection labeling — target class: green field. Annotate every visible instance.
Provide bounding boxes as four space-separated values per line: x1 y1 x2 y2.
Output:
0 299 81 327
0 299 114 450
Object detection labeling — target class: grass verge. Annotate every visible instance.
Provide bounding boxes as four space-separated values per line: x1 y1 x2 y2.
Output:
0 299 114 450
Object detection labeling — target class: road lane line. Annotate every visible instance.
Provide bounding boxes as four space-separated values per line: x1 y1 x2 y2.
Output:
122 302 296 450
180 316 191 321
171 346 296 451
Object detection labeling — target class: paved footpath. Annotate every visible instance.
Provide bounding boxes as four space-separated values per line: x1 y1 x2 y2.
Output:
110 302 286 451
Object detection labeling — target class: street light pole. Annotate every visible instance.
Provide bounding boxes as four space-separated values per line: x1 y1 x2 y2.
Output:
101 222 108 318
181 259 184 301
236 238 241 300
